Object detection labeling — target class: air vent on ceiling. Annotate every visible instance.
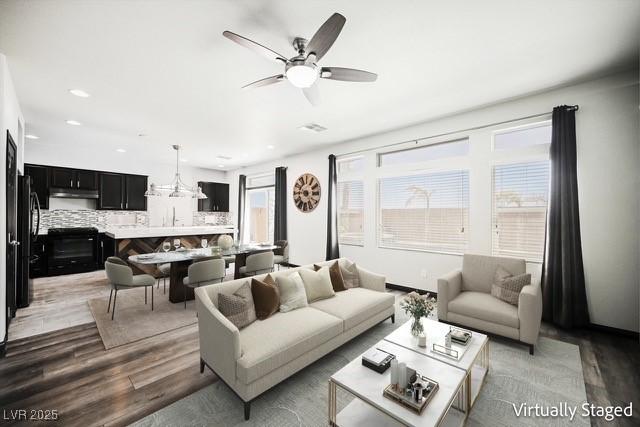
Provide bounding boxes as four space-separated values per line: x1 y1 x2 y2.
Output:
299 123 328 133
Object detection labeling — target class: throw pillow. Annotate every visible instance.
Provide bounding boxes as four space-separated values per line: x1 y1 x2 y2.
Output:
251 274 279 320
313 261 347 292
298 268 335 303
491 273 531 306
494 265 513 283
275 272 308 312
218 282 257 329
339 259 360 288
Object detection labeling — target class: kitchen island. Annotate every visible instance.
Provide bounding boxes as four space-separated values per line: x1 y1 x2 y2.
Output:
104 225 236 303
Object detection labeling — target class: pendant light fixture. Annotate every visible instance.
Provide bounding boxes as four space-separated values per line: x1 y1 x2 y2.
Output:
144 145 207 199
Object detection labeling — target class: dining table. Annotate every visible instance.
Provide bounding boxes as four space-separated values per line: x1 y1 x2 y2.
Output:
128 244 279 303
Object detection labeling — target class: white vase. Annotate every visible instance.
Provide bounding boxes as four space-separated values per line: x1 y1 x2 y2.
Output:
218 235 234 250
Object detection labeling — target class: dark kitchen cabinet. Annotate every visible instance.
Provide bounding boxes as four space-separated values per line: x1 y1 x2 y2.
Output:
50 167 75 189
76 170 98 190
125 175 147 211
24 164 49 209
50 167 97 191
29 235 48 278
198 181 229 212
98 172 147 211
99 233 115 266
98 173 125 209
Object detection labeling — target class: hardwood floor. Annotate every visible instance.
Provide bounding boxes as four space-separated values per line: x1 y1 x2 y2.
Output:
1 273 638 426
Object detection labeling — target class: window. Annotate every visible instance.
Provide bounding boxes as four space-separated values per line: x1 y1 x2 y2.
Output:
244 173 275 244
378 139 469 167
378 170 469 253
492 161 550 262
337 181 364 245
337 156 364 245
493 121 551 151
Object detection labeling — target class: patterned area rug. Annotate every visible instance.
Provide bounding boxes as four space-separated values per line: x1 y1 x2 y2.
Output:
133 300 588 426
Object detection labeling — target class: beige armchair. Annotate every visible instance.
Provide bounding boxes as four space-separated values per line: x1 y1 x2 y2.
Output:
437 254 542 354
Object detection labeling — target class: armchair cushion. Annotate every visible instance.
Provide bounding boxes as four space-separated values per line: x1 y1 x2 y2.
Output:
448 291 519 329
491 272 531 306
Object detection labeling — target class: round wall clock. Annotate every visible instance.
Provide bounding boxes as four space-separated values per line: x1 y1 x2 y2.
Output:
293 173 321 212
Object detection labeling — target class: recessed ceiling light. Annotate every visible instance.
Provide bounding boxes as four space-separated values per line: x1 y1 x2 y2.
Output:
299 123 328 133
66 120 82 126
138 133 148 137
216 155 232 161
25 134 39 140
116 148 126 153
69 89 90 98
217 164 225 168
267 145 274 149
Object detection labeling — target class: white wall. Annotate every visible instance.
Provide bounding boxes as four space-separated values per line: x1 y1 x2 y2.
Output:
23 145 227 226
0 53 25 345
229 70 639 332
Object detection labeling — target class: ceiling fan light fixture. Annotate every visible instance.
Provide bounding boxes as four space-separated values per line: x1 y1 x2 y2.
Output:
285 63 318 88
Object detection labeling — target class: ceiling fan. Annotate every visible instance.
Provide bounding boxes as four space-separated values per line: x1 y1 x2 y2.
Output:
223 12 377 105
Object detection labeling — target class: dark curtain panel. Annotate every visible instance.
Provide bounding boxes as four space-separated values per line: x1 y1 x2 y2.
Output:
326 154 340 260
274 166 288 242
542 105 590 329
237 174 246 244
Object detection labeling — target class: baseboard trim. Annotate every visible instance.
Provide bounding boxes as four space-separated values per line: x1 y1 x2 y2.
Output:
589 323 639 339
386 282 437 298
0 335 6 358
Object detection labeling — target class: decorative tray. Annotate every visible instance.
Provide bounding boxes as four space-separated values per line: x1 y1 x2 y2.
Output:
382 377 439 414
430 327 473 361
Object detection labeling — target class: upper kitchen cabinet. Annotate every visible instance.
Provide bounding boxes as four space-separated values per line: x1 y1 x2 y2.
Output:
198 181 229 212
24 164 49 209
98 172 147 211
97 172 125 210
50 167 97 190
124 174 147 211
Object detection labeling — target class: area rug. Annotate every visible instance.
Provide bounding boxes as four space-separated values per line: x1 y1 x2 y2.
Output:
88 286 197 349
132 301 589 427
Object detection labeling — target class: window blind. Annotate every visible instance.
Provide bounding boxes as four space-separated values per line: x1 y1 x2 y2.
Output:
492 161 550 262
378 170 469 253
337 180 364 245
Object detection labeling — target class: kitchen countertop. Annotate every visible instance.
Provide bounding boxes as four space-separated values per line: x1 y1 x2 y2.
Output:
104 225 236 239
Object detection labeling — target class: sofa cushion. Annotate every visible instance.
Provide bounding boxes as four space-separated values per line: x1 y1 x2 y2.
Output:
251 274 279 320
218 282 257 329
339 259 360 288
462 254 526 293
314 261 347 292
275 272 308 313
237 307 342 383
299 268 335 303
448 291 519 329
310 288 395 331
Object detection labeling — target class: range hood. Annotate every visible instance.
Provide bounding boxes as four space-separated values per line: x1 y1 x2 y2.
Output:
49 187 99 199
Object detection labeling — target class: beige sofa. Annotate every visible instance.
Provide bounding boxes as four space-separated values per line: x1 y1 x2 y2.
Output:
195 258 395 420
437 254 542 355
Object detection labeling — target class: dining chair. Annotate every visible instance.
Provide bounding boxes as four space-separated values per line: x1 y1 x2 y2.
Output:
156 263 170 294
105 259 156 320
182 258 226 308
239 251 274 277
273 240 289 270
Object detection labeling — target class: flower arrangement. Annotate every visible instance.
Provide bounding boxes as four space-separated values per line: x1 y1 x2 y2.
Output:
400 292 436 336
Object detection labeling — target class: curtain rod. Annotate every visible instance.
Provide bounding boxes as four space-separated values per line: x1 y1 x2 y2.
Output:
337 105 579 158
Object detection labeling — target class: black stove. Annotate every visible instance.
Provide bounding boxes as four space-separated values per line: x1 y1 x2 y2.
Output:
46 227 99 276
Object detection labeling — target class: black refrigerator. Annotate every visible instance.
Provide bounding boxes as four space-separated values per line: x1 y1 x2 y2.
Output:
17 175 40 308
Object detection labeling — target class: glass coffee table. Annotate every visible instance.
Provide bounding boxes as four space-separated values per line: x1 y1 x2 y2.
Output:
384 319 489 414
329 339 467 427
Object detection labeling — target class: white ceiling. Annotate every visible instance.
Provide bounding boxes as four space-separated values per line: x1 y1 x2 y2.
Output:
1 0 638 171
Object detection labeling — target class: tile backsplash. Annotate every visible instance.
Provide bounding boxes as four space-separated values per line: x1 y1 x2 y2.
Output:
40 210 149 230
39 209 233 231
192 211 234 226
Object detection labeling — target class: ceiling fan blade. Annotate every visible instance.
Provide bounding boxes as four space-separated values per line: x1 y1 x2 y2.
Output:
302 84 320 106
223 31 288 63
242 74 285 90
320 67 377 82
305 13 346 61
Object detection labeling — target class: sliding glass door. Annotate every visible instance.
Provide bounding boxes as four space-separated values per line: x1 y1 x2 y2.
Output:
245 187 275 244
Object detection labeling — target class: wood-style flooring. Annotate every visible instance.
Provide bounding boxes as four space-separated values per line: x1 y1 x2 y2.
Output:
1 272 639 426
